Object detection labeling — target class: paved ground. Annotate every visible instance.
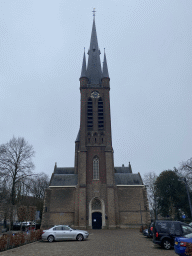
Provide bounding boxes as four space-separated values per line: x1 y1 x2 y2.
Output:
0 229 177 256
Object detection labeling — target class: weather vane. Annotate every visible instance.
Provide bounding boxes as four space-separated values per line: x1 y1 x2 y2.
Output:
92 8 96 18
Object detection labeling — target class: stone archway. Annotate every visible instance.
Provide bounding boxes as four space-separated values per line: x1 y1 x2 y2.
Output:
89 197 105 229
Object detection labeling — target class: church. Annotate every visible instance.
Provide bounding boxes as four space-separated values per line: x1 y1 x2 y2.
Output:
41 15 150 230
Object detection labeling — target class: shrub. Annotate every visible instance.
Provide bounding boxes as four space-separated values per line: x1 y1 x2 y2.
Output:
186 243 192 256
35 229 43 240
0 229 42 252
9 234 14 248
16 233 25 245
7 233 25 248
30 230 36 242
13 234 21 247
0 235 8 251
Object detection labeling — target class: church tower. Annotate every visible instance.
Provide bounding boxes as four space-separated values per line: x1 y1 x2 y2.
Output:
75 15 116 229
41 13 150 231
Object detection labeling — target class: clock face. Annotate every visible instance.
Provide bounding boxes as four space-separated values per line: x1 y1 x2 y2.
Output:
91 91 100 98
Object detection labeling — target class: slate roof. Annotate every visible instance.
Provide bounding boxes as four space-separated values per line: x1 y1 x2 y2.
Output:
114 173 143 185
54 168 75 174
49 167 77 186
50 164 142 186
114 166 132 173
50 174 78 186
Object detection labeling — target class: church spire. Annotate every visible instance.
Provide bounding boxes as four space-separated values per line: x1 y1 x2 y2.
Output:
103 49 109 78
80 48 87 78
86 13 102 85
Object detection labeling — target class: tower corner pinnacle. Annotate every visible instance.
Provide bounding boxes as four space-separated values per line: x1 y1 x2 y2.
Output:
102 49 109 78
80 48 87 78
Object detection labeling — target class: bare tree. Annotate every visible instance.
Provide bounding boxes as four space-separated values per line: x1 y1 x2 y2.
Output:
30 173 49 200
181 158 192 171
180 158 192 180
24 173 49 221
0 178 11 228
143 172 158 220
0 136 35 226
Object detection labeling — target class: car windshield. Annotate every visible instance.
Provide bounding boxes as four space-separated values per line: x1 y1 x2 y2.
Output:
184 233 192 238
182 225 192 235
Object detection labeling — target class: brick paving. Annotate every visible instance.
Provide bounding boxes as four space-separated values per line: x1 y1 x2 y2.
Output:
0 229 177 256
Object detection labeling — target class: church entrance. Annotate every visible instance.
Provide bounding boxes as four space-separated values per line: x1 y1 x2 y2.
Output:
89 197 105 229
92 212 102 229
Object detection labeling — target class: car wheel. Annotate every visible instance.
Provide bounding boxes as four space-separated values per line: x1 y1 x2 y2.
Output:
162 239 171 250
47 235 54 243
76 234 84 241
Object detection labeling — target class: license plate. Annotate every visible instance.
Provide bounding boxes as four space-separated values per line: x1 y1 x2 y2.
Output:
175 242 178 245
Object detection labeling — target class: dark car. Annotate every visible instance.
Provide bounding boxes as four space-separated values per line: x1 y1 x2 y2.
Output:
153 220 192 250
13 222 21 231
143 222 153 238
22 222 36 231
174 232 192 256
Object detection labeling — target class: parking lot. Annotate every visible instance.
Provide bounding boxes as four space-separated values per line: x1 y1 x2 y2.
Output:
0 229 176 256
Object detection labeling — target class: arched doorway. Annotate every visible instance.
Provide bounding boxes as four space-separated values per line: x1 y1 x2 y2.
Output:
92 212 102 229
89 197 106 229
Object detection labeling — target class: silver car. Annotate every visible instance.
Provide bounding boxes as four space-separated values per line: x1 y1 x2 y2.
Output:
42 225 89 242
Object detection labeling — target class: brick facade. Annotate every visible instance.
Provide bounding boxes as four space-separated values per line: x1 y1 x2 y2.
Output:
41 17 150 230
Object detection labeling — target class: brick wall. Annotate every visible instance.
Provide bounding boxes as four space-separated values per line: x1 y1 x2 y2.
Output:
41 187 76 229
117 186 150 227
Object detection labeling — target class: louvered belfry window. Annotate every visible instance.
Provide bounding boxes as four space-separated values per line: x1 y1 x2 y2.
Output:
93 157 99 180
98 98 104 130
87 98 93 130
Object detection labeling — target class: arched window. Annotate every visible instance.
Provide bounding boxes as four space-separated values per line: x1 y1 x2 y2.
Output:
87 98 93 130
98 98 104 130
93 157 99 180
92 198 101 210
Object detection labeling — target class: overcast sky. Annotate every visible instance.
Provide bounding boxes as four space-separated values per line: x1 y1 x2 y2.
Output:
0 0 192 180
